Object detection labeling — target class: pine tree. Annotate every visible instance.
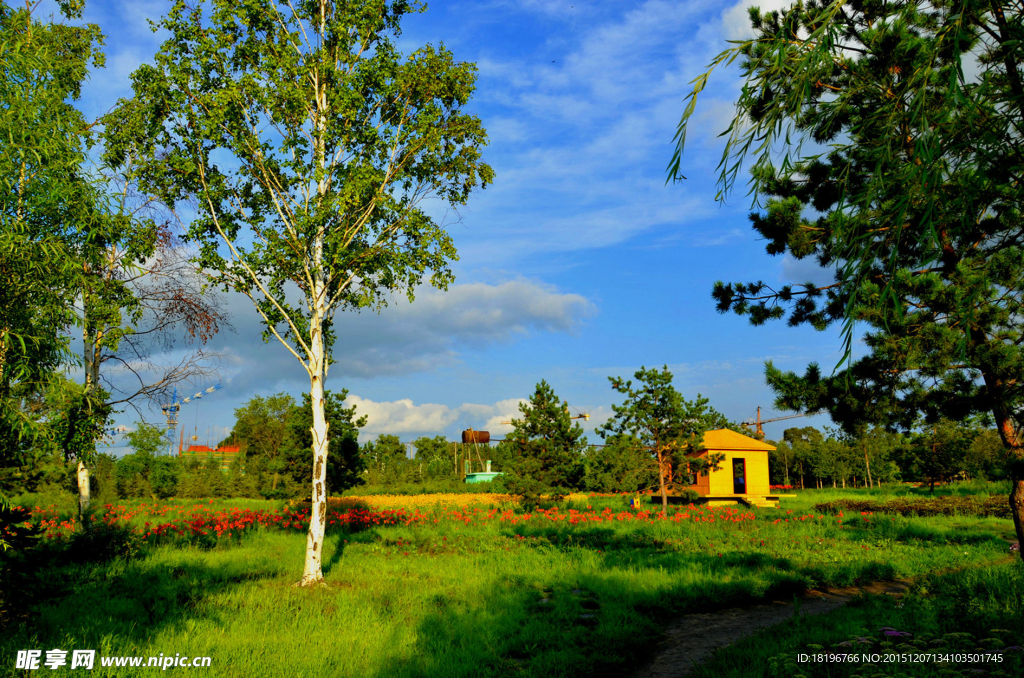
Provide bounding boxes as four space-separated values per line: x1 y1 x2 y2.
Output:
600 366 732 514
672 0 1024 557
500 380 587 502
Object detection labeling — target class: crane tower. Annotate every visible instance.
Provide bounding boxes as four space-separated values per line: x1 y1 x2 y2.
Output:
161 384 223 456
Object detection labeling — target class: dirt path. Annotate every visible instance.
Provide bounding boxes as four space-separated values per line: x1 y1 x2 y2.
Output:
633 542 1020 678
631 580 912 678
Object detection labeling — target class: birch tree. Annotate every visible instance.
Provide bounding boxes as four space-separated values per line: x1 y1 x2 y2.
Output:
107 0 492 585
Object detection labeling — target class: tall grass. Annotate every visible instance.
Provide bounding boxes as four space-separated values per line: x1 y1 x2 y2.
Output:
2 488 1016 677
692 560 1024 678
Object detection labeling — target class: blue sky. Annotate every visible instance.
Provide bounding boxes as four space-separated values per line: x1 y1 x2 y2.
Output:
65 0 846 452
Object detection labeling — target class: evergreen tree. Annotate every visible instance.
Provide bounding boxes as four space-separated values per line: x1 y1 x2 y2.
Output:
672 0 1024 554
584 434 657 494
500 380 587 502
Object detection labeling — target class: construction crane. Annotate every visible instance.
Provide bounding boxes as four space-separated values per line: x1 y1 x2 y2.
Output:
741 406 824 440
161 383 222 456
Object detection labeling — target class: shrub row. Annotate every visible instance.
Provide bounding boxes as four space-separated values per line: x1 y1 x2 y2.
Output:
814 495 1010 518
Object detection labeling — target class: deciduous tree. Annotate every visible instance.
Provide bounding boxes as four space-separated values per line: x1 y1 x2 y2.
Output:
413 435 454 480
0 0 109 528
222 392 296 493
911 419 977 492
109 0 493 584
360 434 409 486
1 0 227 526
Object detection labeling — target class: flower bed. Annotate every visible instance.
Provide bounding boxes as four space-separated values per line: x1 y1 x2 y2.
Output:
19 499 810 546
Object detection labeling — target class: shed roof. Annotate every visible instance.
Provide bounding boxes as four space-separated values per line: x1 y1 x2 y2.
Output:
703 428 776 451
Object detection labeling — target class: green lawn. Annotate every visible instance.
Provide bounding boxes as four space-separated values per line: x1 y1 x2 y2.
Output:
2 487 1018 677
692 559 1024 678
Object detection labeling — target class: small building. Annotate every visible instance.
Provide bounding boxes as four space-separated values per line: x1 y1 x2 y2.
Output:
464 459 503 484
679 428 781 508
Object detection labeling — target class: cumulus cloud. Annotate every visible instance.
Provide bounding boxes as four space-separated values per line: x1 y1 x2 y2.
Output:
347 394 617 443
206 278 595 392
350 395 527 439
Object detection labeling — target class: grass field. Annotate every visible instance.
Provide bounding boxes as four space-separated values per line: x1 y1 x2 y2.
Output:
2 484 1019 677
692 559 1024 678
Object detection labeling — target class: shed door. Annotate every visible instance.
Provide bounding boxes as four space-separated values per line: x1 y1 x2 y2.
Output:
732 458 746 494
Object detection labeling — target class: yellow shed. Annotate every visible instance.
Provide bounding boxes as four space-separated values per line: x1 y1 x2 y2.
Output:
685 429 776 506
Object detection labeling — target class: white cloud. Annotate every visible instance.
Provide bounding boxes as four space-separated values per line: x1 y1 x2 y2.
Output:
350 395 527 438
348 393 617 443
456 0 764 266
721 0 800 41
780 252 835 287
206 278 595 392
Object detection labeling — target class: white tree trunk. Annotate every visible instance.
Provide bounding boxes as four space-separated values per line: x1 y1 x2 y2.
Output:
79 307 101 526
299 13 333 585
77 461 90 522
299 289 330 585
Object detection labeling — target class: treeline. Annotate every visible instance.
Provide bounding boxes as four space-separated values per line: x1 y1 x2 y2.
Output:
769 421 1008 490
4 371 1010 504
3 368 721 501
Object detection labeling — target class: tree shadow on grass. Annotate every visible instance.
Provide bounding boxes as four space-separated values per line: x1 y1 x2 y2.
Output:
372 536 843 678
322 530 367 576
0 537 287 656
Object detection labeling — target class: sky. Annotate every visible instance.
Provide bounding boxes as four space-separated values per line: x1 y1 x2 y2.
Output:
55 0 848 452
